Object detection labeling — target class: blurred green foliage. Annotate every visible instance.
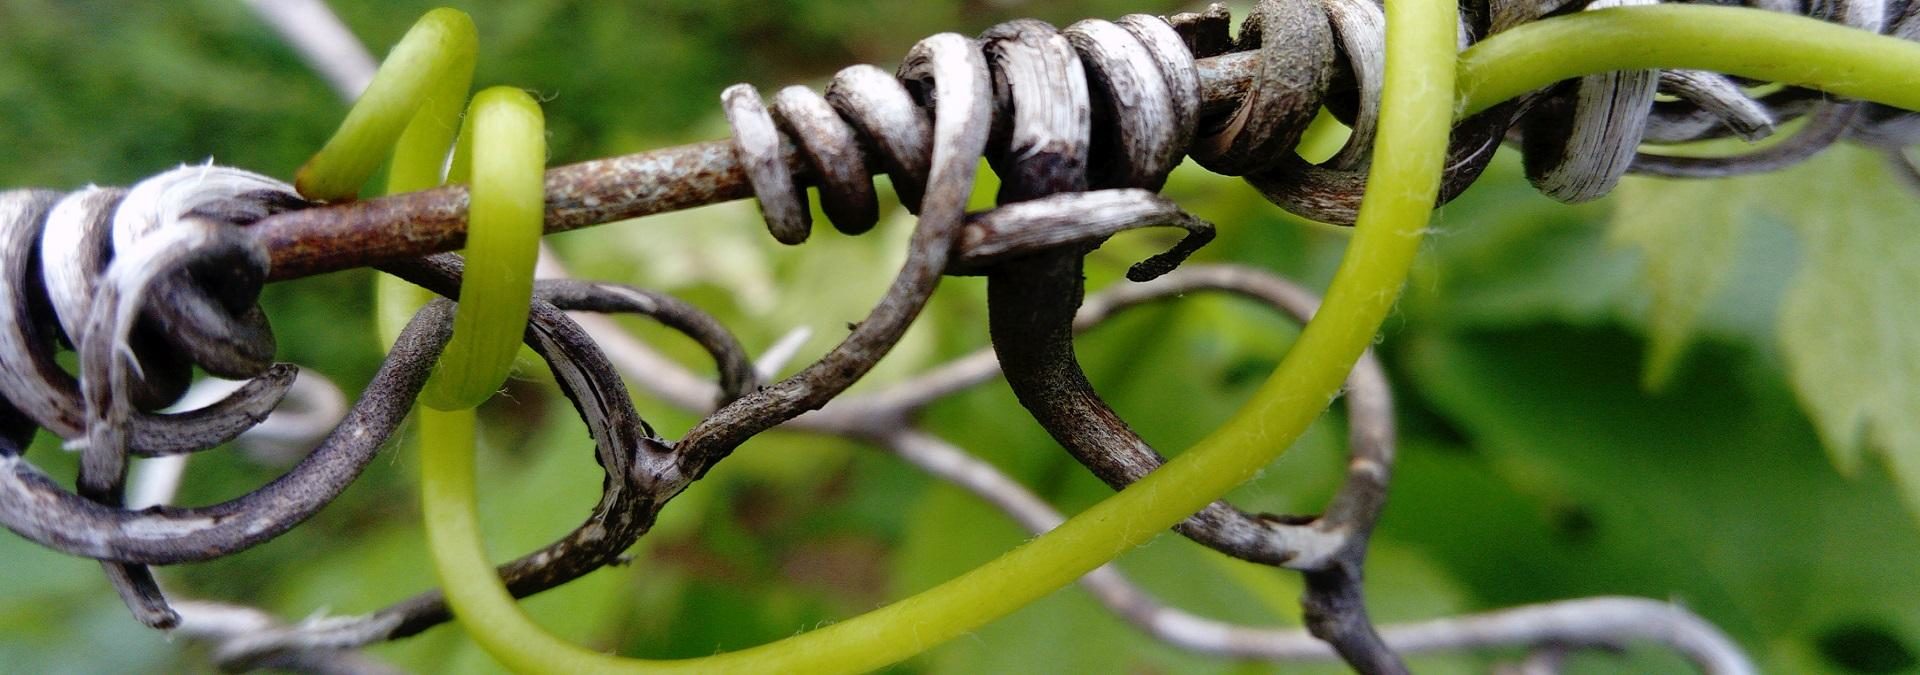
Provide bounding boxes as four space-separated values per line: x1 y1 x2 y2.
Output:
2 1 1917 673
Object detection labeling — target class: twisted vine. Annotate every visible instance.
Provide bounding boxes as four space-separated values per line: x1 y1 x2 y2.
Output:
2 1 1920 673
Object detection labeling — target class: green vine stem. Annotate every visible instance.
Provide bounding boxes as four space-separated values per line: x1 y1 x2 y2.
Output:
289 7 478 348
1456 5 1920 117
375 59 475 349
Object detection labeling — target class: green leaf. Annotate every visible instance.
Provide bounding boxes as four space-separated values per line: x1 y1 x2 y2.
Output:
1612 144 1920 519
1396 324 1920 671
1771 147 1920 508
1411 154 1641 331
1609 173 1750 386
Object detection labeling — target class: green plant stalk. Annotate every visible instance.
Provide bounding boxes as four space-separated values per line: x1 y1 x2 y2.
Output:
295 8 476 201
410 4 1920 674
1456 5 1920 117
420 87 546 411
386 76 473 195
419 406 529 652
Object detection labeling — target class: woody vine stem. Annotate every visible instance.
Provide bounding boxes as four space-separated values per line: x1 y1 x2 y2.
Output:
2 0 1919 673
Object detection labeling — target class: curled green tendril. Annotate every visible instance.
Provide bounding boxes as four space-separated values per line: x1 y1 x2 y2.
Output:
420 87 546 411
296 7 477 349
295 7 476 202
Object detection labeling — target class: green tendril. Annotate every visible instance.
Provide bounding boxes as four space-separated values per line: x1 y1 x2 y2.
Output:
295 7 476 202
374 11 475 347
417 87 545 411
298 7 476 348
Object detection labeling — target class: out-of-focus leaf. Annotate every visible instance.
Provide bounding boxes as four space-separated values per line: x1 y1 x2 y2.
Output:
1397 324 1920 671
1611 143 1920 521
555 184 953 391
0 531 179 671
1609 173 1750 386
1772 147 1920 518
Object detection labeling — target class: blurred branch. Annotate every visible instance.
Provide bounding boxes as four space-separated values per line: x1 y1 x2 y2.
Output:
876 430 1755 675
172 601 403 675
243 0 378 100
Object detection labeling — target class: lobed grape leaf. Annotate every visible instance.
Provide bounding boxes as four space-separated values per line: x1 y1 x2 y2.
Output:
1771 147 1920 519
1610 144 1920 524
1609 173 1750 386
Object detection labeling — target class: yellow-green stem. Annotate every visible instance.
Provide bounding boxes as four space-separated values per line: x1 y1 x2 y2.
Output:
374 13 476 345
374 50 473 347
1456 5 1920 117
299 8 475 347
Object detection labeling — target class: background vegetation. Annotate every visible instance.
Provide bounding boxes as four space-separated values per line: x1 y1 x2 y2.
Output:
1 1 1916 672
